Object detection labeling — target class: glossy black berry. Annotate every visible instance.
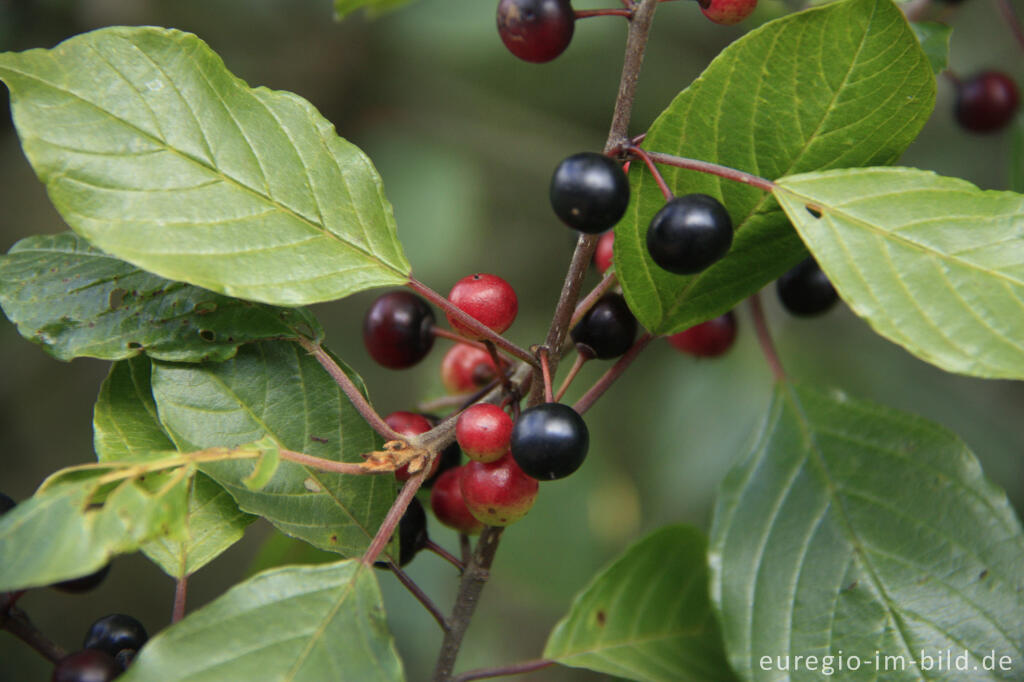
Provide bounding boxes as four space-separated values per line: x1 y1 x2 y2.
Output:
83 614 148 657
550 152 630 234
52 650 120 682
570 293 637 359
497 0 575 64
52 564 110 594
646 194 733 275
776 257 838 317
955 71 1020 133
510 403 589 481
363 291 435 369
0 492 15 515
113 649 136 671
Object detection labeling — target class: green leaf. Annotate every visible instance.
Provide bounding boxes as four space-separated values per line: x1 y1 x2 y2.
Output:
334 0 415 20
95 357 255 578
247 531 339 576
0 464 190 590
774 167 1024 380
545 525 736 682
0 26 410 306
120 560 404 682
151 340 397 558
1011 116 1024 193
0 232 322 362
710 383 1024 680
617 0 935 334
909 22 951 75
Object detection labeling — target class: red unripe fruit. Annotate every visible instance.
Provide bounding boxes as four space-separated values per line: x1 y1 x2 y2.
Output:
701 0 757 25
440 343 506 393
955 71 1020 133
385 412 440 481
446 273 518 338
594 231 615 274
497 0 575 64
456 404 514 462
430 466 484 535
667 311 738 358
460 453 539 527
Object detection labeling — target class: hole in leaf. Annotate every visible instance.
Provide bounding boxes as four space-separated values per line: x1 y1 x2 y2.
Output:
806 205 822 219
198 329 215 342
127 342 142 350
108 288 128 310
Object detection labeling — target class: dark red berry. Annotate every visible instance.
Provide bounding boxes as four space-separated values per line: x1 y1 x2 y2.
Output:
594 231 615 274
52 564 110 594
52 650 120 682
83 614 148 657
570 293 637 360
701 0 757 25
646 194 733 275
456 404 514 462
440 343 505 393
776 257 838 317
385 412 441 481
550 153 631 234
363 291 435 369
667 311 737 357
497 0 575 63
446 273 518 338
430 466 484 535
460 453 539 526
510 403 589 481
955 71 1020 133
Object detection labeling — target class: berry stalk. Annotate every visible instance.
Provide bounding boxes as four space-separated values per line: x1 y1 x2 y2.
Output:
627 147 776 192
573 332 654 414
748 292 786 382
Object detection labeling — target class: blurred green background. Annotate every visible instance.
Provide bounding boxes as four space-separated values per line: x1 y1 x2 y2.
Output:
1 0 1022 679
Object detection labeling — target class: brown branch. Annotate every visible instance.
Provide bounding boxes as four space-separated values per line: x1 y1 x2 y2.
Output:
172 575 188 623
573 333 653 414
1 606 67 663
630 148 776 193
748 293 786 382
453 659 555 682
388 561 450 632
361 470 428 567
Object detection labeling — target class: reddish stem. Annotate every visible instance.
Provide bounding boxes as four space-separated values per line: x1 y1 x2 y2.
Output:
362 470 428 567
575 8 633 18
994 0 1024 52
628 147 776 193
748 293 786 382
388 561 450 631
539 348 555 403
279 448 375 475
172 575 188 623
425 539 465 572
1 606 67 663
554 352 589 401
629 146 674 201
433 327 491 352
452 659 556 682
573 333 653 414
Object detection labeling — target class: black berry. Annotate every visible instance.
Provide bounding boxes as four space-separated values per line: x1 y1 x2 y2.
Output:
550 152 630 234
776 257 838 316
52 650 120 682
646 194 733 275
113 650 136 671
570 293 637 359
376 498 429 568
497 0 575 64
363 291 436 369
510 403 589 481
83 614 148 657
955 71 1020 133
52 564 110 594
0 492 16 515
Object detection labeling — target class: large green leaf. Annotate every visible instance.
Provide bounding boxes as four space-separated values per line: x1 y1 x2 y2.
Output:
121 560 404 682
0 232 321 362
617 0 935 334
710 384 1024 680
94 358 254 577
150 340 397 558
545 525 736 682
774 167 1024 380
0 26 410 306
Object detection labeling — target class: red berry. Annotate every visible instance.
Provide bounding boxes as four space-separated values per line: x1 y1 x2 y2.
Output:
446 274 518 339
456 404 514 462
440 343 506 393
385 412 440 481
460 453 539 526
667 311 738 357
52 650 120 682
594 231 615 274
700 0 757 25
430 466 484 535
955 71 1020 133
363 291 435 369
497 0 575 64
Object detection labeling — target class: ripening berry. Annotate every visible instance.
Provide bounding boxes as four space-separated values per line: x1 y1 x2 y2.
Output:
456 403 514 462
446 273 518 338
440 343 506 393
430 466 485 535
460 453 539 526
646 194 733 275
550 152 631 234
52 650 121 682
955 71 1020 133
497 0 575 63
594 231 615 273
363 291 435 369
510 403 589 480
700 0 757 25
667 311 737 357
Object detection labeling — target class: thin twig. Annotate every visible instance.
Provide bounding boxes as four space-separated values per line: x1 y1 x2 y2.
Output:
389 561 450 632
748 293 786 382
629 146 674 200
538 348 555 403
575 8 633 18
554 352 589 402
994 0 1024 52
568 271 618 334
408 278 539 368
630 148 776 193
362 470 428 567
172 575 188 623
1 607 67 663
453 659 556 682
433 327 491 351
573 333 653 414
484 341 514 395
279 448 377 475
425 540 465 572
296 337 401 441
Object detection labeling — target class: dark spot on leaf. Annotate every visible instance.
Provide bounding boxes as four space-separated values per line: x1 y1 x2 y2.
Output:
806 205 822 219
843 580 858 591
596 610 606 626
193 301 218 315
329 534 338 543
487 507 497 514
109 288 128 310
198 329 215 342
127 342 142 350
979 569 989 580
310 435 329 443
